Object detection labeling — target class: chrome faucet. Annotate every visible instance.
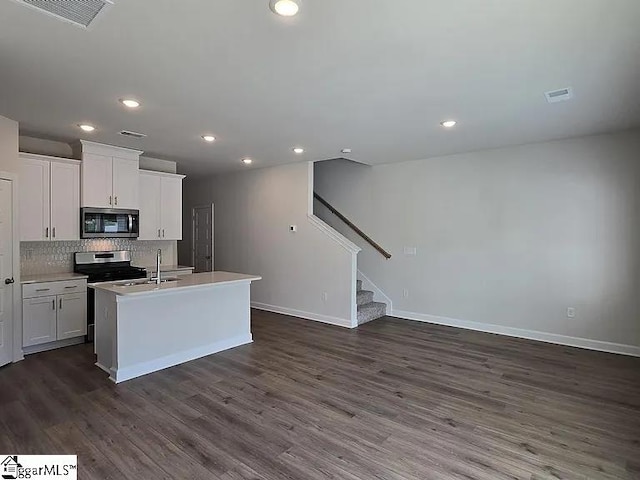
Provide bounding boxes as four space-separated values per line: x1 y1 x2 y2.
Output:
154 249 162 285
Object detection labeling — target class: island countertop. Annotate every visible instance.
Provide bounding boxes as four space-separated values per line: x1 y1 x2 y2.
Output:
91 271 261 297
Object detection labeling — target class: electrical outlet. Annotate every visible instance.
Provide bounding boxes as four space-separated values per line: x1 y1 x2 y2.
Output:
567 307 575 318
322 292 328 302
289 225 297 232
403 289 409 298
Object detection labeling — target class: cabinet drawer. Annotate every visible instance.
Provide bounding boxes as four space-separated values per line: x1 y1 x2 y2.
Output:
23 279 87 298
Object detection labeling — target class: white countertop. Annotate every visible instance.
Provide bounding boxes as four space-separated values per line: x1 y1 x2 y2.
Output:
91 271 261 297
21 272 89 284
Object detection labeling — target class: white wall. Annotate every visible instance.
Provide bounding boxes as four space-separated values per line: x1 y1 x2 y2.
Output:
19 135 73 158
315 129 640 352
0 116 19 173
181 162 357 327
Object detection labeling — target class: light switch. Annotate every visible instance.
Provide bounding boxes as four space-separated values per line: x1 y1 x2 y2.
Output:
403 247 417 256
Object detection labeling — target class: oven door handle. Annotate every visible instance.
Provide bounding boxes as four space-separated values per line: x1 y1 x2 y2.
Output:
128 214 133 233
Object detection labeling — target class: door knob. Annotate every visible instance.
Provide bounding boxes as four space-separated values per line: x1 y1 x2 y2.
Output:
4 278 15 285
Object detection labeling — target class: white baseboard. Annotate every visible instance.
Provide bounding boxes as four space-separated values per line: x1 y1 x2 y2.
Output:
111 334 253 383
391 309 640 357
23 336 86 356
252 302 354 329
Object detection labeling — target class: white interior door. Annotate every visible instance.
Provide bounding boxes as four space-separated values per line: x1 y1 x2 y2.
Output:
50 162 80 240
0 179 14 366
192 205 213 273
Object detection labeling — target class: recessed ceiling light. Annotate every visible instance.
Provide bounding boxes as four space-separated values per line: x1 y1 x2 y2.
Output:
202 135 216 142
270 0 299 16
78 124 95 132
293 147 304 154
242 158 253 165
341 148 352 154
120 98 140 108
441 120 457 128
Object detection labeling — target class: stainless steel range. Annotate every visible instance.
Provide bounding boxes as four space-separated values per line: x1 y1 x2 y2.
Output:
74 251 147 340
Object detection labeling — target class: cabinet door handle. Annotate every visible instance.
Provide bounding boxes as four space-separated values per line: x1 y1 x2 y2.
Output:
64 286 78 289
59 298 63 310
158 229 161 238
52 227 56 238
162 229 165 238
52 299 56 310
45 227 49 238
109 195 113 206
36 288 50 292
115 196 118 206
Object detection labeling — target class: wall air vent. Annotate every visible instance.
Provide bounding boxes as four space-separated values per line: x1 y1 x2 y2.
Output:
545 87 574 103
119 130 147 139
14 0 114 29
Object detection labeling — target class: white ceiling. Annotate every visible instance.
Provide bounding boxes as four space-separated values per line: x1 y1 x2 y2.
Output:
1 0 639 176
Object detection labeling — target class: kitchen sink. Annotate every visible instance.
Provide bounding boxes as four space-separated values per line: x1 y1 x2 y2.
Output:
117 277 179 287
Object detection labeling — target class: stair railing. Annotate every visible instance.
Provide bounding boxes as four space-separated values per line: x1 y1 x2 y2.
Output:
313 192 391 259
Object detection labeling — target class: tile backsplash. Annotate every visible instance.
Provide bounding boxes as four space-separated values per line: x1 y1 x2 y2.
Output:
20 240 177 276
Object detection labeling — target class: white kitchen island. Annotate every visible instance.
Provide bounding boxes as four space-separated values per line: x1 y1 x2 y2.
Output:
92 271 261 383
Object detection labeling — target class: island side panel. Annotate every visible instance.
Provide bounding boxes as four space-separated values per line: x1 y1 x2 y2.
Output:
94 288 117 376
113 282 253 383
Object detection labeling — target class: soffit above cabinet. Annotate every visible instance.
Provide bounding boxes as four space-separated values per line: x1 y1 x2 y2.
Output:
73 140 143 160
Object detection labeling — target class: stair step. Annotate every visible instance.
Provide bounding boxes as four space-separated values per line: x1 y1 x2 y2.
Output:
357 301 386 325
356 279 362 291
356 290 374 306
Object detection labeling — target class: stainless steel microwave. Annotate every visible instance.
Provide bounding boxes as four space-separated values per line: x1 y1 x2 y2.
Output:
81 208 139 239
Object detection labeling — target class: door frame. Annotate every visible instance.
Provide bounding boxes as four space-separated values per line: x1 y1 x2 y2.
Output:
0 170 23 363
191 204 214 272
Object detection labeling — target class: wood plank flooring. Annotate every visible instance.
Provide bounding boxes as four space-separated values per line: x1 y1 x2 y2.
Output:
1 310 639 479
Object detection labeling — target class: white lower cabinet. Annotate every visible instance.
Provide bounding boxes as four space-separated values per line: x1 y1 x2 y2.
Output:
57 293 87 340
22 279 87 349
23 296 57 347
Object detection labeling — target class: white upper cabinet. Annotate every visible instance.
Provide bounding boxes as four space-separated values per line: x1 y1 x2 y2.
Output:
139 172 161 240
139 170 185 240
160 175 183 240
75 141 142 209
50 162 80 240
112 157 139 209
81 153 112 208
20 157 50 241
19 153 80 242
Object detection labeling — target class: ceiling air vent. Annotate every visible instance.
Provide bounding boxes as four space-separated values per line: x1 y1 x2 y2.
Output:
119 130 147 139
545 87 573 103
15 0 114 29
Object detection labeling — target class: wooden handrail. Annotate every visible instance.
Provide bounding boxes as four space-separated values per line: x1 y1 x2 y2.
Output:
314 192 391 259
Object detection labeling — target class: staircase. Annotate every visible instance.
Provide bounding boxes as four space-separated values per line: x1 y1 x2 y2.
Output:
356 279 387 325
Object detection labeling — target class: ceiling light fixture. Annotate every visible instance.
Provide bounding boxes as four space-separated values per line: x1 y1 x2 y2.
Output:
202 135 216 142
269 0 299 17
78 124 96 132
242 158 253 165
441 120 457 128
120 98 140 108
293 147 304 154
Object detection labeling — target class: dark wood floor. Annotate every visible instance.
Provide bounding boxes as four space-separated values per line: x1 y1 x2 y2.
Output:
1 311 639 479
